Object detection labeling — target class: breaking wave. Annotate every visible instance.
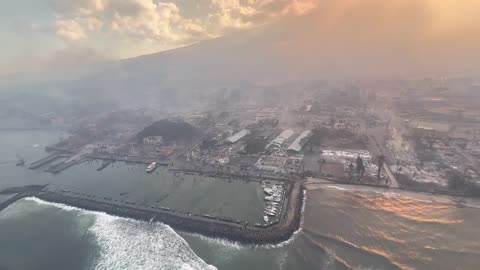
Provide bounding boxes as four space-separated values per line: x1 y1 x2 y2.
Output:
24 197 217 270
302 229 404 270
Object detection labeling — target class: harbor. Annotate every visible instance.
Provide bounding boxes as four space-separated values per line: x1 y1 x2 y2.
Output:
0 180 304 244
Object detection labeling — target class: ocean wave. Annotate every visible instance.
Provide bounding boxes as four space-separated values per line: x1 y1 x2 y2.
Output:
24 197 86 213
24 197 217 270
302 228 405 270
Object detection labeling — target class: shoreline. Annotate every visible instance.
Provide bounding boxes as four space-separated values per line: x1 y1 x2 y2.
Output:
305 179 480 208
2 174 479 245
307 177 480 199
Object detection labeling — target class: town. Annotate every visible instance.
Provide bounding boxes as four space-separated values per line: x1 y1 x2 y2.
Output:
4 77 480 243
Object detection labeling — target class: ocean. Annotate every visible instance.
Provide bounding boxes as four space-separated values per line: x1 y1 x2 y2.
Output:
1 129 479 270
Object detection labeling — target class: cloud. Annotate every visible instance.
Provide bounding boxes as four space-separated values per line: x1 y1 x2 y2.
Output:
48 0 107 16
55 19 88 42
49 0 318 46
206 0 318 33
108 1 188 43
50 0 209 46
279 0 319 16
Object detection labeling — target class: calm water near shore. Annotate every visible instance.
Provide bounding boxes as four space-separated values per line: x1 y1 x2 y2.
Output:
1 129 480 270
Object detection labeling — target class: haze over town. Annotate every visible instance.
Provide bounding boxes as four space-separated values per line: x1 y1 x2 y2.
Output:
1 1 480 270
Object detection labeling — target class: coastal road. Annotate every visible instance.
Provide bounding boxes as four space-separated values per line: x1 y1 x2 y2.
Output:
382 161 399 188
369 135 399 188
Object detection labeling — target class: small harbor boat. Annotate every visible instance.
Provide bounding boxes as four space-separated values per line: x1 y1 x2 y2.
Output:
146 161 157 173
263 188 274 195
16 154 25 166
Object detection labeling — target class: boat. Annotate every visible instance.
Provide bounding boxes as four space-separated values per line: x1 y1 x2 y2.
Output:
16 154 25 166
263 215 269 223
97 160 111 171
265 196 281 202
263 188 274 195
266 206 277 211
265 211 276 217
146 161 157 173
16 159 25 166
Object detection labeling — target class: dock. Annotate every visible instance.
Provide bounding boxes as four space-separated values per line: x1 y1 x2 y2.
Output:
45 158 86 174
96 160 112 171
28 154 66 169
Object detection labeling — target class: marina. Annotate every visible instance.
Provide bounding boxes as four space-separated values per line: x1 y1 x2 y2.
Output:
0 179 304 244
261 181 285 225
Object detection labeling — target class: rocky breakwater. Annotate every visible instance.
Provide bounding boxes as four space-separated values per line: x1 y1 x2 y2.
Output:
0 182 304 245
0 185 47 211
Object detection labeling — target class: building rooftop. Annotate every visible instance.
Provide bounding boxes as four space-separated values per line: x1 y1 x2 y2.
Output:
287 130 312 152
410 120 451 133
227 129 250 143
266 129 295 149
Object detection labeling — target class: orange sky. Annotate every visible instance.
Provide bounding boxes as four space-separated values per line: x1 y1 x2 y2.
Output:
1 0 480 75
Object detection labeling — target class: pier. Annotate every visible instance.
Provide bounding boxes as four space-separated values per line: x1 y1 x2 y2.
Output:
28 154 67 169
96 160 112 171
45 158 86 174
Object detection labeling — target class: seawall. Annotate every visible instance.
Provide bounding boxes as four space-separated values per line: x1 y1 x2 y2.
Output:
0 185 304 245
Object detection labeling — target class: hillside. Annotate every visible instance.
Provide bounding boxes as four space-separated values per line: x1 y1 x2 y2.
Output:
110 2 480 83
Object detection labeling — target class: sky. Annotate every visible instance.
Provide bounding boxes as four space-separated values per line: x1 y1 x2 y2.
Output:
0 0 317 75
1 0 479 76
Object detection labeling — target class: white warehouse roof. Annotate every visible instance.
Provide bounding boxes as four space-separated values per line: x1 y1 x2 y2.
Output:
266 129 295 149
227 129 250 143
287 130 312 152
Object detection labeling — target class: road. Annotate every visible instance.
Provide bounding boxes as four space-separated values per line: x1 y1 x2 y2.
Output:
369 135 399 188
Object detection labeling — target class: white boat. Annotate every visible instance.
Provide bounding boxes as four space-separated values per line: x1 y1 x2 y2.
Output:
266 196 281 202
264 215 269 223
265 211 276 217
266 206 277 211
263 188 274 195
146 162 157 173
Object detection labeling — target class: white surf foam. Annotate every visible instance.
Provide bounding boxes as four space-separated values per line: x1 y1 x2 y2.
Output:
24 197 217 270
24 197 84 213
89 214 217 270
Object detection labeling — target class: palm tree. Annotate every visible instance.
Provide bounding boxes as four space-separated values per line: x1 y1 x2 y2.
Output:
356 156 365 178
377 154 385 181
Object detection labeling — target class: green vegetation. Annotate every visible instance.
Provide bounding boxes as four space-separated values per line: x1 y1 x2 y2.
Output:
137 119 196 142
